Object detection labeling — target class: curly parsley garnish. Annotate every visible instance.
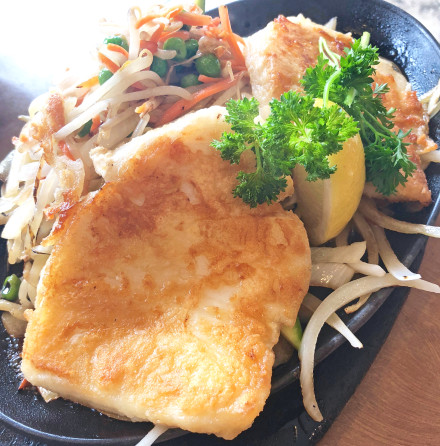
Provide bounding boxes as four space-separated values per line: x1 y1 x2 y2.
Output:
302 33 416 195
211 94 358 207
212 32 415 207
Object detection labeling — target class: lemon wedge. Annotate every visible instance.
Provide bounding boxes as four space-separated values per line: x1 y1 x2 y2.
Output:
293 100 365 246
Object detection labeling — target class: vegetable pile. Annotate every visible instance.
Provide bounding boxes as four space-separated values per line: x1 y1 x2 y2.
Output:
75 3 247 135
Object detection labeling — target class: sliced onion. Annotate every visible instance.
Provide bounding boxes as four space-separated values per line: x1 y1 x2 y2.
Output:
344 294 370 314
18 162 39 182
334 223 351 247
18 279 33 310
1 312 27 337
100 106 136 130
28 254 49 288
30 168 59 237
371 225 421 281
26 282 37 307
128 7 141 60
155 48 177 60
409 278 440 293
419 78 440 117
359 198 440 238
0 197 16 215
0 300 26 321
7 237 23 265
299 274 440 422
111 85 192 104
348 261 386 277
311 241 366 264
136 425 168 446
1 196 34 239
353 212 379 264
212 79 247 106
310 263 355 289
68 53 153 121
38 387 59 403
4 150 25 198
346 212 381 312
132 114 151 138
97 114 140 149
101 71 161 101
300 294 362 348
56 100 111 141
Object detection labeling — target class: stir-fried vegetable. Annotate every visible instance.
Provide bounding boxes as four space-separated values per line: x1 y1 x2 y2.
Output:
281 318 303 350
78 119 93 138
195 54 221 77
104 35 129 51
1 274 20 302
98 68 113 85
150 57 168 78
163 37 187 61
185 39 199 58
180 73 200 88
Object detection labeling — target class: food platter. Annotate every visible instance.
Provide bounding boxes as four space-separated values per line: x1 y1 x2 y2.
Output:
0 0 439 444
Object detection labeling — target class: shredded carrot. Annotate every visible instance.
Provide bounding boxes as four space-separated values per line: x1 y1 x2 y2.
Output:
157 72 242 126
218 6 246 67
230 58 247 69
176 11 213 27
198 74 223 83
77 75 99 89
210 17 221 26
150 23 166 43
58 140 75 161
139 40 158 53
233 33 246 46
166 6 183 20
75 91 89 107
158 30 190 42
98 52 120 73
90 114 102 134
136 5 183 29
136 13 160 29
18 378 29 390
204 17 224 39
107 43 129 59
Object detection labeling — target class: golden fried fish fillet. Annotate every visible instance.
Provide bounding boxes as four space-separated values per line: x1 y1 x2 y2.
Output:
22 106 311 440
244 15 436 206
363 60 435 205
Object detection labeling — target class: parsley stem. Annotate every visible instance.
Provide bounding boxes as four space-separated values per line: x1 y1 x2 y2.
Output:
360 32 371 49
362 114 386 138
323 70 341 108
344 87 357 107
359 120 370 143
318 37 340 67
363 109 396 135
254 142 263 171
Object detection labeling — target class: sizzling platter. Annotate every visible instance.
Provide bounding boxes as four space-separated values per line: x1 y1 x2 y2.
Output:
0 0 439 444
